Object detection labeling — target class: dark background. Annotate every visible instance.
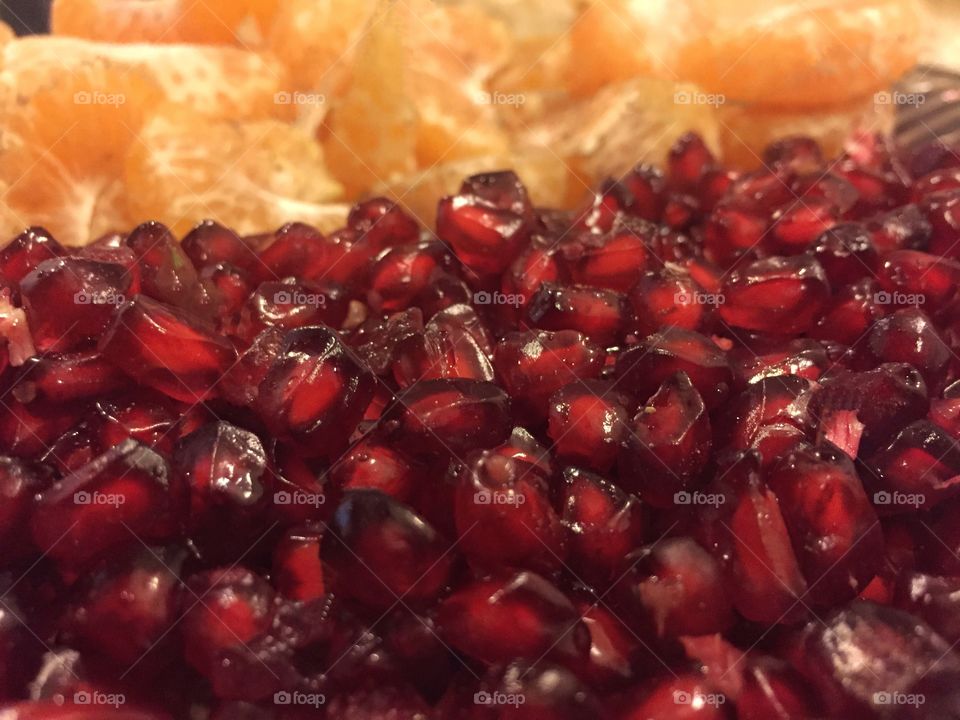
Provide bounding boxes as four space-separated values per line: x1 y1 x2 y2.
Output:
1 0 51 34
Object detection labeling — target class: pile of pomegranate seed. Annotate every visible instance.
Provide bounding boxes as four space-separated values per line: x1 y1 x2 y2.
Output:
3 131 960 719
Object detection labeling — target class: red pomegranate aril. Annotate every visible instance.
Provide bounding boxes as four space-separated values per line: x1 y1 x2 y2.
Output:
494 329 605 421
769 199 837 255
867 203 932 253
812 363 929 453
857 308 952 391
561 467 642 587
876 249 960 313
767 444 883 605
99 295 236 403
455 448 565 574
525 282 628 346
0 704 173 720
21 256 136 352
347 197 420 250
255 325 375 458
126 221 210 317
389 378 510 456
502 244 567 314
255 222 334 283
392 303 494 387
718 255 830 335
570 219 650 292
621 163 667 221
706 452 808 624
729 338 828 385
573 602 635 688
619 674 727 720
698 167 737 213
763 135 825 174
0 399 84 459
620 536 733 638
182 220 257 273
437 571 588 665
810 223 878 285
95 391 189 454
668 132 715 190
629 268 709 337
913 168 960 203
547 380 627 472
173 421 268 530
201 262 253 321
366 242 454 314
793 601 960 719
437 170 535 276
619 372 711 508
272 525 325 601
662 192 699 230
480 661 604 719
180 567 275 678
838 161 908 215
703 203 767 266
615 327 733 410
236 279 348 340
331 436 419 502
714 375 814 454
31 439 180 574
322 489 453 610
738 658 817 720
869 420 960 511
16 351 127 402
348 307 422 377
67 546 183 666
0 227 65 286
811 278 886 345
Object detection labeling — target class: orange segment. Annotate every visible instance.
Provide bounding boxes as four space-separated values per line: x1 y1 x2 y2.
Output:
267 0 376 96
51 0 279 47
0 58 162 245
124 111 344 237
675 0 920 109
1 37 289 121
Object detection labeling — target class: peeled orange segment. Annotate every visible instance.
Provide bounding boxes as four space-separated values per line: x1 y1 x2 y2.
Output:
0 58 162 245
1 37 289 122
51 0 279 47
267 0 376 97
125 111 343 237
0 21 13 47
518 79 721 191
675 0 920 110
717 96 895 170
322 2 418 197
402 0 512 167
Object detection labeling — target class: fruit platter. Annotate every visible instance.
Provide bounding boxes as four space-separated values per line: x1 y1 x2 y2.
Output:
0 1 960 718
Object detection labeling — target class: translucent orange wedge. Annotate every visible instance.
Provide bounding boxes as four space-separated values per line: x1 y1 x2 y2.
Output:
125 111 344 237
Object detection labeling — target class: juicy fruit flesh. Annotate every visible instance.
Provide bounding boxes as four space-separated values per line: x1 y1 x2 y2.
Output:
3 131 960 717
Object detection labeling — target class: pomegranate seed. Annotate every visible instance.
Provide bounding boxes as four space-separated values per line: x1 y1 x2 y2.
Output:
525 282 628 346
437 171 535 276
272 525 325 601
347 197 420 250
810 223 878 285
126 221 211 316
619 674 727 720
629 268 709 336
21 256 137 352
769 199 837 255
366 241 454 313
99 295 236 403
668 132 715 190
0 227 65 286
867 203 932 253
619 372 712 508
181 219 256 273
16 351 127 402
763 136 825 174
547 380 627 472
621 163 667 221
322 489 452 610
718 255 830 335
570 217 650 292
236 279 348 340
437 571 588 665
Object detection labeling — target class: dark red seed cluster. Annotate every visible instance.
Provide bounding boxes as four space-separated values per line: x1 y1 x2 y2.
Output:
3 131 960 719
